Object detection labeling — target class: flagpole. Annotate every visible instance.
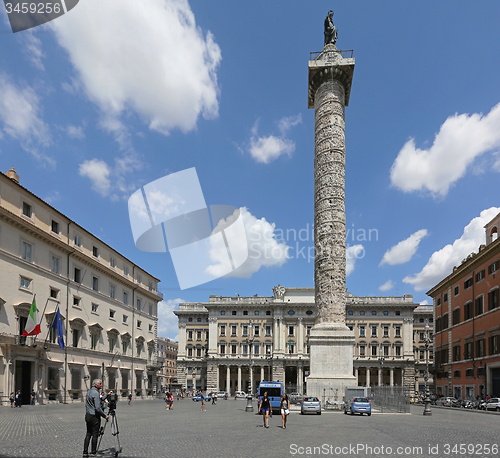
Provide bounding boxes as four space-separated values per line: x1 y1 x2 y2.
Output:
32 296 50 347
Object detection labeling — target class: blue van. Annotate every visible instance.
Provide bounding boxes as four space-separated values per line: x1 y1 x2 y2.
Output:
257 381 283 413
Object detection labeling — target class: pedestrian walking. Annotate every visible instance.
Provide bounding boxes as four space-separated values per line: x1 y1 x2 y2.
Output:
213 392 217 405
280 394 290 429
30 390 36 405
201 392 206 411
128 393 132 405
83 379 109 458
258 391 271 428
165 392 169 409
169 392 174 410
15 390 22 407
9 392 14 408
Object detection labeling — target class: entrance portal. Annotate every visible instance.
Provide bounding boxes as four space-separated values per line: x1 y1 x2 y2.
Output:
15 360 33 405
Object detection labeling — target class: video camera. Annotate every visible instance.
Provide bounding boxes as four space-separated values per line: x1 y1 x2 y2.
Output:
107 392 118 411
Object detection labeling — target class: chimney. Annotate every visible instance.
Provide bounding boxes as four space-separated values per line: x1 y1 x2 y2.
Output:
5 166 19 184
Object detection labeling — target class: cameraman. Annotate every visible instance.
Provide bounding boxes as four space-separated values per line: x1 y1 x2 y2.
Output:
83 379 109 457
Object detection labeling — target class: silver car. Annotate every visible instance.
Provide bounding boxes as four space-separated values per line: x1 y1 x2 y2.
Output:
484 398 500 411
300 396 321 415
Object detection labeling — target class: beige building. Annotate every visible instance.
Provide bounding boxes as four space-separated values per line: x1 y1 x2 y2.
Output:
157 337 178 391
175 286 422 396
413 304 435 394
0 167 162 405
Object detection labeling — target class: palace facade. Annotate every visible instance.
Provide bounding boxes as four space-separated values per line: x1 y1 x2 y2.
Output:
175 287 423 396
0 167 163 404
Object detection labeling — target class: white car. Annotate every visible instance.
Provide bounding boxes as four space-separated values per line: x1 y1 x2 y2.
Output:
484 398 500 411
234 391 247 399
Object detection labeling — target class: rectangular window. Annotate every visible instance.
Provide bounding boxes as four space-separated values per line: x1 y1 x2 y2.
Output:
137 274 141 284
231 345 237 355
464 278 473 289
489 260 499 275
395 346 402 356
136 344 142 357
266 344 272 355
22 202 32 218
359 345 365 356
220 325 226 337
149 324 153 332
231 325 237 336
22 241 32 261
124 265 129 276
196 331 202 340
73 296 80 307
454 286 460 296
74 268 81 283
453 308 460 325
110 285 115 299
372 311 377 315
149 304 153 316
136 299 141 310
51 220 59 234
476 339 485 358
475 296 484 316
91 334 98 350
72 329 79 348
187 348 193 357
110 310 115 319
123 292 128 305
464 302 473 320
50 288 58 299
266 325 271 336
242 344 248 355
443 293 448 302
464 342 473 360
476 270 485 282
371 326 377 337
371 346 378 356
254 325 260 337
148 282 153 292
220 344 225 355
187 330 193 340
288 326 294 336
442 314 449 330
91 303 98 313
20 276 31 289
51 256 60 274
110 257 115 268
92 276 99 291
93 246 99 257
488 289 499 311
489 335 499 355
383 326 389 338
395 326 401 338
359 326 365 337
123 315 128 324
74 234 81 247
220 311 225 315
453 345 461 362
137 320 142 329
254 344 260 355
383 346 389 356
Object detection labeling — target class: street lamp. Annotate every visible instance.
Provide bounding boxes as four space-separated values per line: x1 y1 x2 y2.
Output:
245 320 254 412
423 320 432 416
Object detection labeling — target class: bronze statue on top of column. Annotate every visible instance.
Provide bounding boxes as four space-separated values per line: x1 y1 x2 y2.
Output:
324 10 338 46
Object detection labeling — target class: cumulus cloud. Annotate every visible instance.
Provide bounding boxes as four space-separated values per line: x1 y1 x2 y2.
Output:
79 159 111 196
380 229 428 266
0 73 52 164
403 207 500 291
379 280 395 292
249 114 302 164
157 298 183 340
346 244 364 277
49 0 221 136
390 102 500 196
211 207 291 277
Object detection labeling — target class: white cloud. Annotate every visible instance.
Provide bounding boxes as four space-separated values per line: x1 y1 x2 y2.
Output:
403 207 500 291
248 115 302 164
216 207 291 277
66 125 85 139
346 244 364 277
20 32 45 71
50 0 221 136
0 73 53 164
390 102 500 196
157 298 183 340
380 229 428 266
379 280 395 292
419 300 429 306
79 159 111 196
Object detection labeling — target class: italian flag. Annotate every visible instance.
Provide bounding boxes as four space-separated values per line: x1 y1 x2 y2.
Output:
22 297 40 336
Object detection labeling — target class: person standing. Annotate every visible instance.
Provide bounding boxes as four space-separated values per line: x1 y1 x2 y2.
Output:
213 392 217 405
15 390 22 407
280 394 290 429
169 392 174 410
258 392 271 428
200 392 206 411
30 390 36 405
9 392 15 408
128 393 132 405
83 379 109 458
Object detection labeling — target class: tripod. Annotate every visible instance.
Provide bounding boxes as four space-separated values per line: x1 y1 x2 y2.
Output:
97 409 122 457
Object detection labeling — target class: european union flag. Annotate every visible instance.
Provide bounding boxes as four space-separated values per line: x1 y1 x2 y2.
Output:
51 307 65 350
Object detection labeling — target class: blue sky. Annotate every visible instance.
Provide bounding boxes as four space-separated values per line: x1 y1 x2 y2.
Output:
1 1 500 340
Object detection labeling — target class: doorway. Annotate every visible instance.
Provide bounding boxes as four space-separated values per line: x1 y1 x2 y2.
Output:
15 360 33 405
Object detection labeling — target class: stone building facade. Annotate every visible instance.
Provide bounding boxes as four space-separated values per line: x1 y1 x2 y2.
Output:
0 168 162 405
157 337 178 391
412 304 435 394
427 212 500 399
175 286 420 397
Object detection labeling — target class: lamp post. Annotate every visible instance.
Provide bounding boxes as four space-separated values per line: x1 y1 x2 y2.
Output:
245 321 254 412
423 320 432 416
378 347 385 386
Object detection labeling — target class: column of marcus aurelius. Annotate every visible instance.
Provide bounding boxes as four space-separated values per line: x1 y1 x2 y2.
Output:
306 11 357 398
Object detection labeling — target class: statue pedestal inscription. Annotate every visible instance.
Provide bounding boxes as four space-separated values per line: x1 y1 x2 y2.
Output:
306 13 356 398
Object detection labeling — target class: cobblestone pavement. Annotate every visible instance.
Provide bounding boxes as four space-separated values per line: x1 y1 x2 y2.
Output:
0 399 499 458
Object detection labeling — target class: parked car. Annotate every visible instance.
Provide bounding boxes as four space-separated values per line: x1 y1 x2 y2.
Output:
192 394 211 402
344 397 371 416
234 391 247 399
216 391 228 399
484 398 500 411
288 393 301 404
300 396 321 415
437 397 459 407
